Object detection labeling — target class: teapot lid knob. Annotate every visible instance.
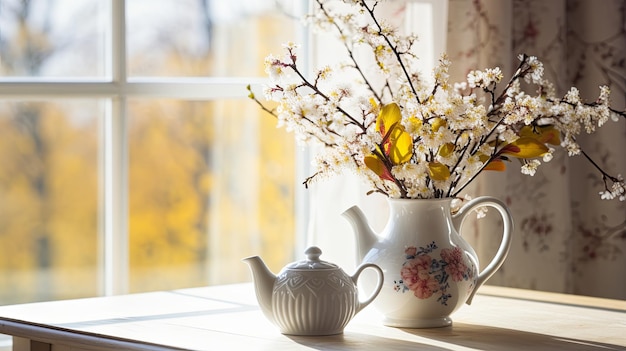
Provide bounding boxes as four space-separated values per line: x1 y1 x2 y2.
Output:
284 246 338 270
305 246 322 261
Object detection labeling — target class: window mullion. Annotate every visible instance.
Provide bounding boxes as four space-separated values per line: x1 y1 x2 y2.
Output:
102 0 129 296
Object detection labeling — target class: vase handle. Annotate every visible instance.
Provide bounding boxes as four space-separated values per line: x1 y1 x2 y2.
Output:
351 263 384 314
452 196 513 305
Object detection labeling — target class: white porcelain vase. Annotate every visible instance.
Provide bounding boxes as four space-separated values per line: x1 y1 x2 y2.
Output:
343 197 513 328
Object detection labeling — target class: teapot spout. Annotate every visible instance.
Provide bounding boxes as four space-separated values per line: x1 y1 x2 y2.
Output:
242 256 276 323
342 206 378 263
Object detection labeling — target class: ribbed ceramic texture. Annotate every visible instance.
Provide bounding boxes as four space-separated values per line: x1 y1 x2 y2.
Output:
272 271 357 335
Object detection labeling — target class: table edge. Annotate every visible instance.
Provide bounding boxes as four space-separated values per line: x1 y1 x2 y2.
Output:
0 318 187 351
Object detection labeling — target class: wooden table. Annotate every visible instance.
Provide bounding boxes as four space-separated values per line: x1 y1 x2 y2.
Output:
0 283 624 351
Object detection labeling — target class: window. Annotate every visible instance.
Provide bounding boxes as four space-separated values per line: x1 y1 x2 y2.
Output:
0 0 306 305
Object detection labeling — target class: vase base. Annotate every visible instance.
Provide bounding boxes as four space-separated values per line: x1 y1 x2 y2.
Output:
382 316 452 328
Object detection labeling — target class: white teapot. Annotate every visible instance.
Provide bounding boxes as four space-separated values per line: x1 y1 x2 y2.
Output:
243 246 383 335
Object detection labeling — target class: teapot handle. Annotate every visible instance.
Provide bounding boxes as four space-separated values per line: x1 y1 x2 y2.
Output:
351 263 384 314
452 196 513 305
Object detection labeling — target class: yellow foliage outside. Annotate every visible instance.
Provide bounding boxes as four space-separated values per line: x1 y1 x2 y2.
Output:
0 102 100 303
0 11 297 304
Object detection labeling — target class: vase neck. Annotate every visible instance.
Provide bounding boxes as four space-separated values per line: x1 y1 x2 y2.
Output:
387 198 453 213
386 198 454 235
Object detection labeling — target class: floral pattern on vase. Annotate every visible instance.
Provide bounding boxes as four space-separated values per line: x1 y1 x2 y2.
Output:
394 241 476 306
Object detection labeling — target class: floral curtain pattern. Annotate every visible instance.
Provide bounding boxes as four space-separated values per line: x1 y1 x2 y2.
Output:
447 0 626 299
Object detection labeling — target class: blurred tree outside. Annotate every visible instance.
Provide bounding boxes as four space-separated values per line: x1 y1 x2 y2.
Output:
0 0 298 304
0 101 100 303
0 0 102 303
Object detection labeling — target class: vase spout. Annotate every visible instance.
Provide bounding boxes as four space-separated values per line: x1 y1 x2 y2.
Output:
342 205 378 263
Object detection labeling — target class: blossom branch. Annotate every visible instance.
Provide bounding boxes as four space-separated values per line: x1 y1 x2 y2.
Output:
314 0 383 105
580 147 625 200
253 1 624 201
358 0 422 104
286 52 368 133
469 56 531 155
247 85 278 117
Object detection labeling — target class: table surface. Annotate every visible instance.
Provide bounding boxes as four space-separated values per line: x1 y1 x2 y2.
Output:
0 283 625 351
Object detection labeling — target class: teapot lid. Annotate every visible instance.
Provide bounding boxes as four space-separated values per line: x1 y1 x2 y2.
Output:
285 246 338 270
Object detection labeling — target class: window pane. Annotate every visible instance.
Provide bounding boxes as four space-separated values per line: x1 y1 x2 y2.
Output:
128 98 295 292
0 0 105 77
126 0 303 77
0 100 101 305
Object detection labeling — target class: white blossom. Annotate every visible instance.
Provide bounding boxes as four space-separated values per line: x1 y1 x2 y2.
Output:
252 2 624 201
475 207 488 219
543 148 554 162
521 160 541 176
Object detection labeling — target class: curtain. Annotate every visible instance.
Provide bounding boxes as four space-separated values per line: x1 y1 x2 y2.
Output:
447 0 626 299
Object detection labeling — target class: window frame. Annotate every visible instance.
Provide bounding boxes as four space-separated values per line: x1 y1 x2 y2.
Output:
0 0 311 297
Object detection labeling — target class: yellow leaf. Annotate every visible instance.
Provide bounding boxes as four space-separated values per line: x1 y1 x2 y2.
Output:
376 102 413 164
364 155 394 182
500 137 549 158
386 128 413 164
407 116 423 131
438 143 455 157
431 117 447 132
484 159 507 171
478 153 507 171
428 162 450 181
519 125 561 146
376 102 402 135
